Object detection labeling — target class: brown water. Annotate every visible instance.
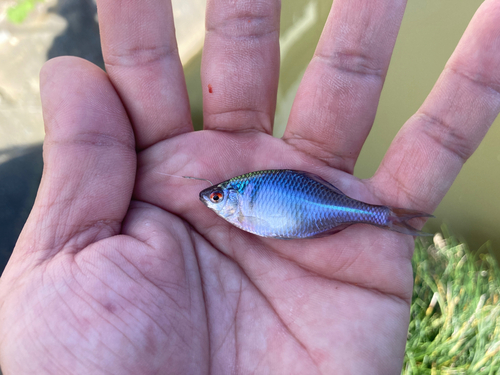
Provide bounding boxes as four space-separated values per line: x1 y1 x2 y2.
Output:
185 0 500 253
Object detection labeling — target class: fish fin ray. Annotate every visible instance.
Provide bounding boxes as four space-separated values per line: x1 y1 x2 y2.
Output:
237 215 271 231
302 224 352 239
387 207 434 236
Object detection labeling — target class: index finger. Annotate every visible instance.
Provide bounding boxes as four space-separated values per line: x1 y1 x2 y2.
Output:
372 0 500 211
97 0 192 149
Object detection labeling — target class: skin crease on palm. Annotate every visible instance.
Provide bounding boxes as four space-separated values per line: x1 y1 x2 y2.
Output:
0 0 500 373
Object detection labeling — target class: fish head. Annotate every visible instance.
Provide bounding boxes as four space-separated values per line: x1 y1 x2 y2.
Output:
199 183 240 220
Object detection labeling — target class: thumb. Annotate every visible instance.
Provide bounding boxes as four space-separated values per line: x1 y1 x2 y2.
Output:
16 57 136 261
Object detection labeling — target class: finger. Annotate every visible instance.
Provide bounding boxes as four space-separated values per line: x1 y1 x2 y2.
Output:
97 0 192 149
202 0 280 133
373 0 500 211
16 57 136 259
283 0 406 173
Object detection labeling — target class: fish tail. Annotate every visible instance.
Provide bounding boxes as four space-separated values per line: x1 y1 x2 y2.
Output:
386 207 434 236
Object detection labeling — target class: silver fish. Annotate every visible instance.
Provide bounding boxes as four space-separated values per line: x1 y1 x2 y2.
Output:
199 169 433 239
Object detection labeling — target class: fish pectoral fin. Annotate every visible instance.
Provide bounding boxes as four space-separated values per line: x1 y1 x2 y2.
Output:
237 215 271 230
306 223 352 238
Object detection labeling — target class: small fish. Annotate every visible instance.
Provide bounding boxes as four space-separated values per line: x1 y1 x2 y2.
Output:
199 169 433 239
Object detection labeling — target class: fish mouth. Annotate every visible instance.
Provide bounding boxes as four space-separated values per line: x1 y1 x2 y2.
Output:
199 192 210 206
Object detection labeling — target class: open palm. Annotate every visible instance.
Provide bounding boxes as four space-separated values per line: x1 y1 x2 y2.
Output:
1 1 500 374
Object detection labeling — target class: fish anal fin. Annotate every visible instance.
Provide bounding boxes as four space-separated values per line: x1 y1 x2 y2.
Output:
304 223 352 239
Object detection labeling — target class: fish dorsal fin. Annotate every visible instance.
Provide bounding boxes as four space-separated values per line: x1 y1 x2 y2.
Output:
296 170 345 196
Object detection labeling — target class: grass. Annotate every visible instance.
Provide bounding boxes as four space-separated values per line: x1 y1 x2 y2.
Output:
404 228 500 374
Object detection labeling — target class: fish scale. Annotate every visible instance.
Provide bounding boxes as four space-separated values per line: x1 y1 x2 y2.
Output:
199 169 433 239
228 170 387 238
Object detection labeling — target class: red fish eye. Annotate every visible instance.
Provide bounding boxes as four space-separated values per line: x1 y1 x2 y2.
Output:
210 191 223 203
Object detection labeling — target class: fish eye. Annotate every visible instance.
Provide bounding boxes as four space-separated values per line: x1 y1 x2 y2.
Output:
209 191 224 203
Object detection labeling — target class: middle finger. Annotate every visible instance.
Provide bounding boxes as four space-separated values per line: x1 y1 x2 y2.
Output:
202 0 281 134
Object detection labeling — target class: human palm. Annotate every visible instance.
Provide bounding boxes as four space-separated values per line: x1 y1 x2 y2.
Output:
1 1 500 374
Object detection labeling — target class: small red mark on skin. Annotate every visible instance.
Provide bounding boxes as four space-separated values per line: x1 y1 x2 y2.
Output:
208 84 213 94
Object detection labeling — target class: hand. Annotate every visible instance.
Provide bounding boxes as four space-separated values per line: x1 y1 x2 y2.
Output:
1 0 499 374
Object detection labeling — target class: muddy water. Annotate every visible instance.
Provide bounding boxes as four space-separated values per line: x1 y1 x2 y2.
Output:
185 0 500 253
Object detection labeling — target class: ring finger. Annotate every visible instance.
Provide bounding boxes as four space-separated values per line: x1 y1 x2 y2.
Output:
283 0 407 173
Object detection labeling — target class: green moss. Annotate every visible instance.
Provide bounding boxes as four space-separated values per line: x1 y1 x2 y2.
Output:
7 0 44 24
404 227 500 374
